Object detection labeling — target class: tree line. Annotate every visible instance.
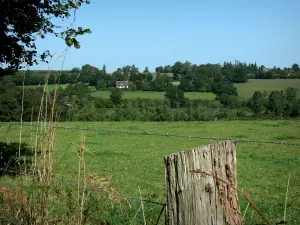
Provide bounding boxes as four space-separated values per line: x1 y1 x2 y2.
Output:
6 62 300 90
1 77 299 122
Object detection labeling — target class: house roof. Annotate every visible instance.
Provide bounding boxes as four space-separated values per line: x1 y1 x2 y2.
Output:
116 81 128 86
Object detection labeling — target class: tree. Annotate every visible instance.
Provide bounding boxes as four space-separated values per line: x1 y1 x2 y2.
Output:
59 72 69 84
69 73 79 83
110 88 123 105
146 73 153 82
155 66 164 73
163 65 172 73
152 74 171 91
0 0 91 76
268 91 287 116
80 64 97 83
165 85 186 108
292 63 300 72
230 67 248 83
172 61 183 80
285 87 298 116
102 64 107 75
96 79 106 89
286 87 297 102
134 80 144 90
248 91 266 114
216 94 240 109
48 74 56 84
143 67 150 74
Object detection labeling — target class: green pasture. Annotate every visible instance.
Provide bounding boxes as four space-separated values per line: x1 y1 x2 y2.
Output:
235 79 300 99
1 120 300 224
91 90 216 100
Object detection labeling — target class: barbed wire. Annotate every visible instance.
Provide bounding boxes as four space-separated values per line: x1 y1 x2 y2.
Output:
1 122 300 147
1 122 297 224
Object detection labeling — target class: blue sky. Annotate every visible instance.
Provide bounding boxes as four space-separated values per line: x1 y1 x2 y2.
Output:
33 0 300 72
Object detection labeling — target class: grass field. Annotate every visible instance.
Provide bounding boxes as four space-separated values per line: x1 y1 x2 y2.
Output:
1 120 300 224
235 79 300 99
91 90 216 100
23 79 300 101
23 84 69 92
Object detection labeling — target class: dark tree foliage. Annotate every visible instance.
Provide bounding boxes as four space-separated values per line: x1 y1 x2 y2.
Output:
178 63 238 96
216 94 241 109
151 73 171 91
0 0 91 76
292 63 300 72
109 88 123 105
0 80 42 121
163 65 172 73
0 142 33 176
248 91 266 114
155 66 164 73
165 85 186 108
268 91 286 116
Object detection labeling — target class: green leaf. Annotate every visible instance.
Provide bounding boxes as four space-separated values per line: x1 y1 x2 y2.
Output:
73 38 80 49
65 37 73 47
83 28 92 34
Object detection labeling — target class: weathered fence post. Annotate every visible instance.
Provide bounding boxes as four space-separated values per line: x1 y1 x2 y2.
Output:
164 141 242 225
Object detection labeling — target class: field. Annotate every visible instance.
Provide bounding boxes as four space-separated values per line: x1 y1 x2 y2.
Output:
91 90 216 100
235 79 300 99
24 84 69 92
1 120 300 224
22 79 300 101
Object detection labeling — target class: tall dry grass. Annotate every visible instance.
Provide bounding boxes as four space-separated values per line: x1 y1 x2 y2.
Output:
0 47 124 225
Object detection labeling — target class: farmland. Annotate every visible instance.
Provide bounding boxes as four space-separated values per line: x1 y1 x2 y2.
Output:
23 79 300 101
91 90 216 100
1 120 300 224
235 79 300 99
23 84 69 92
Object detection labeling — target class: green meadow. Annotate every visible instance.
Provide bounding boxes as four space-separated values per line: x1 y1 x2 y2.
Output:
1 120 300 224
91 90 216 100
235 79 300 99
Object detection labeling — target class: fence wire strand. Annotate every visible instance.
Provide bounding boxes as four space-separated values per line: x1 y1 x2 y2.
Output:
0 122 298 224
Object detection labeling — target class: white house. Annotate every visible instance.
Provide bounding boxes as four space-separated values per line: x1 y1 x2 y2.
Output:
116 81 129 89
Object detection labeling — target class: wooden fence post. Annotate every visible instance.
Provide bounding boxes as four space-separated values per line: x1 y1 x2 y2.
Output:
164 141 242 225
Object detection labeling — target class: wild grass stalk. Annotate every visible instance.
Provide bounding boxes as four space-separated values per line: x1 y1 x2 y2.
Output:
284 173 291 222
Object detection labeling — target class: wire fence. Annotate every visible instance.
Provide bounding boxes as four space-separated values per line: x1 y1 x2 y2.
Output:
0 122 299 224
1 122 300 147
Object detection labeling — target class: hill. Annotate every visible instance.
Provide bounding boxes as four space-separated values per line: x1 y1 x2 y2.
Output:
235 79 300 99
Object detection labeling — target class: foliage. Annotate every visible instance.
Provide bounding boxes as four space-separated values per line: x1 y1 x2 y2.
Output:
165 85 186 108
109 88 123 106
0 0 91 76
178 63 238 98
216 94 242 109
1 77 299 122
235 79 300 99
248 91 267 114
268 91 287 116
0 142 33 175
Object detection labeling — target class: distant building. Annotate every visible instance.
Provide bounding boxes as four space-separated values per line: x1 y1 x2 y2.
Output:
116 81 129 89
